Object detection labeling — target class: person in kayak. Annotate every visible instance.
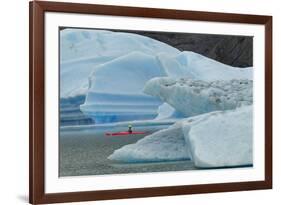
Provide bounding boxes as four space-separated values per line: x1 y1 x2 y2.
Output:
128 124 133 134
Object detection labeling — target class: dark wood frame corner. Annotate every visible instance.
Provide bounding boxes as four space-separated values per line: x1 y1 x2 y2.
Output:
29 1 272 204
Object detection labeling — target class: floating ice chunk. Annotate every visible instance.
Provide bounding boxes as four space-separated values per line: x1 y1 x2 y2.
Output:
183 106 253 168
144 77 253 117
107 111 220 163
109 106 253 167
108 123 191 162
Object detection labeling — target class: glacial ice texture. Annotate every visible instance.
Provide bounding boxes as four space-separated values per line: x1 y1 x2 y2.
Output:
144 77 253 117
60 29 253 124
60 29 179 98
80 92 162 124
79 51 169 123
183 106 253 168
156 51 253 81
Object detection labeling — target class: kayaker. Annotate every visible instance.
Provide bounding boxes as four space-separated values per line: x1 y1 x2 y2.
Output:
128 124 133 133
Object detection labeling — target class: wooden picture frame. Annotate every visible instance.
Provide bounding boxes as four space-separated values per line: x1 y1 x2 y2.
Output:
29 1 272 204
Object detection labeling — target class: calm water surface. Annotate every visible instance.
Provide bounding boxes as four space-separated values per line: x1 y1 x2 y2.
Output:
59 132 196 177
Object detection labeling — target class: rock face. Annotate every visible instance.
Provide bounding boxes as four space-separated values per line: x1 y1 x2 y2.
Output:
144 77 253 117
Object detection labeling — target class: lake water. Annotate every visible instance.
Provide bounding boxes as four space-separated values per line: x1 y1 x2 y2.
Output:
59 132 197 177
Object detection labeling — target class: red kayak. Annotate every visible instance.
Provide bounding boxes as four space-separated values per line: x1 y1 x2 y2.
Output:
105 131 146 136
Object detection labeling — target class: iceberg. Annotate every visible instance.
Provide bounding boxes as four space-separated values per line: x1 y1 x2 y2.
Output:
183 106 253 168
80 92 162 124
155 103 185 120
60 29 179 62
80 51 253 123
107 111 216 163
60 29 180 123
60 29 179 97
60 95 94 126
61 28 254 169
152 51 252 119
156 51 253 81
144 77 252 117
109 106 253 168
108 122 191 162
80 51 167 123
107 112 211 163
61 28 253 124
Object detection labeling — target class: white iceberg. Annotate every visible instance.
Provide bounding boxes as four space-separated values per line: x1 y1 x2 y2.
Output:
109 106 253 168
107 111 215 163
153 51 252 119
108 122 191 162
183 106 253 168
144 77 252 117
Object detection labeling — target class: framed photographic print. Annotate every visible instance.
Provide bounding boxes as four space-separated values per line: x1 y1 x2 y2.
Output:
29 1 272 204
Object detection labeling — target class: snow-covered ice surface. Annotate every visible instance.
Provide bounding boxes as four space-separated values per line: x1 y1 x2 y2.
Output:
144 77 252 117
183 106 253 168
108 122 191 163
